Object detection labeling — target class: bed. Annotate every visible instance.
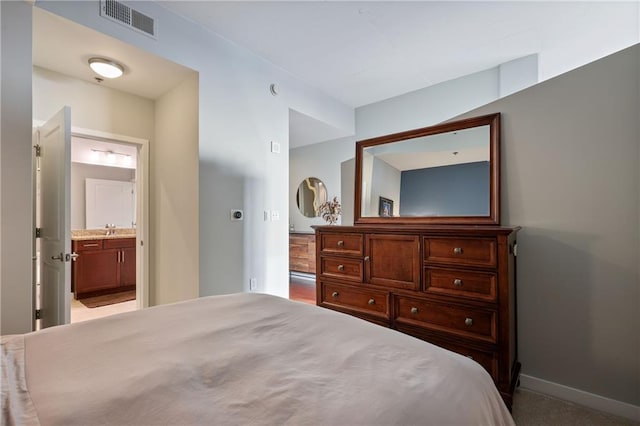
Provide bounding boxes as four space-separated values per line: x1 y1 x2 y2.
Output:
2 293 514 425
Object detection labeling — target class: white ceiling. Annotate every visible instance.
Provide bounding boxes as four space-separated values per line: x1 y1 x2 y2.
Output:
33 8 195 100
159 1 640 108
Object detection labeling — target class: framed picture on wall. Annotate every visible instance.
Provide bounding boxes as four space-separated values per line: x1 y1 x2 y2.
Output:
378 197 394 217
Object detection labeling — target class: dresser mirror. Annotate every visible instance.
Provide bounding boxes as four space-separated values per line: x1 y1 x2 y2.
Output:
355 113 500 225
296 177 328 218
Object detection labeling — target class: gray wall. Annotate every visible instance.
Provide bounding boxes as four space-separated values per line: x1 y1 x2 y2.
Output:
1 1 33 334
289 136 354 232
399 161 489 216
456 45 639 406
70 163 135 230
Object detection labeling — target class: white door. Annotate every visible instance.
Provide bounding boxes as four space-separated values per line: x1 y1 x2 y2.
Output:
38 107 71 328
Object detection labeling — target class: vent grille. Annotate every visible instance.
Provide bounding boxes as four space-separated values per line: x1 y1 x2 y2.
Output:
131 10 155 36
100 0 156 38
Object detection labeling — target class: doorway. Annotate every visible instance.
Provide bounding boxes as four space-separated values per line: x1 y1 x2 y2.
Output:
34 120 150 329
68 134 146 323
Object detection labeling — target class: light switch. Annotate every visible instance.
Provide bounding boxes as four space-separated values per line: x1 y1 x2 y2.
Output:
271 141 281 154
264 210 270 221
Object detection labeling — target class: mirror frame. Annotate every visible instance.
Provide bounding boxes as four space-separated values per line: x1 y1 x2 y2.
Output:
354 113 500 226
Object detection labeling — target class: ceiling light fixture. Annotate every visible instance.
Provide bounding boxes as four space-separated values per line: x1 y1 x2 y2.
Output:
88 57 124 79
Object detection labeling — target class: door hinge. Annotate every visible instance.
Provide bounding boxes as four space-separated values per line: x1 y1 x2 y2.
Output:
34 144 42 157
35 309 42 320
35 228 42 238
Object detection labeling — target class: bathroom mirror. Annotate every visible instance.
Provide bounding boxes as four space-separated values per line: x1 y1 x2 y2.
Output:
296 177 327 218
355 113 500 225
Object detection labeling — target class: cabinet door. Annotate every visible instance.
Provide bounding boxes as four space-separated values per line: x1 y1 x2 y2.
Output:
119 247 136 287
75 249 119 296
365 234 420 290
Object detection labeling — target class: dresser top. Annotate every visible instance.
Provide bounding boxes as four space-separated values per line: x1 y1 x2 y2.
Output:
312 225 520 236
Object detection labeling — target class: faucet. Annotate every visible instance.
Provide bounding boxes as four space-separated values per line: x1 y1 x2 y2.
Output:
105 224 116 235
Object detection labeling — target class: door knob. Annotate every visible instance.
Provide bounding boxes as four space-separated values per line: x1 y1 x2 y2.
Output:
51 252 64 262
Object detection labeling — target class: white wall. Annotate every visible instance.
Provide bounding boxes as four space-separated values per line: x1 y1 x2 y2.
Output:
0 1 33 334
457 45 639 408
33 67 154 140
289 136 354 232
70 162 135 230
31 2 354 303
499 54 539 97
356 68 500 141
369 157 401 217
153 73 199 305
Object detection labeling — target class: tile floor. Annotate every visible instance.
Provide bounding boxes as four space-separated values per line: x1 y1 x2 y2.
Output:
70 295 137 323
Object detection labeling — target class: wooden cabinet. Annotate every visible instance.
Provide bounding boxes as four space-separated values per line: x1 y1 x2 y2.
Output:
289 233 316 274
315 225 519 408
72 237 136 298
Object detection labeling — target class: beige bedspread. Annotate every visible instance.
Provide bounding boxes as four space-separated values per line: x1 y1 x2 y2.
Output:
2 293 514 425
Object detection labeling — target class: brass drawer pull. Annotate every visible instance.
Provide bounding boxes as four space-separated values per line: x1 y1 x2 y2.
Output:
337 264 345 271
453 247 463 254
368 298 375 305
410 307 419 314
453 279 463 287
465 317 473 326
332 291 339 298
337 240 344 247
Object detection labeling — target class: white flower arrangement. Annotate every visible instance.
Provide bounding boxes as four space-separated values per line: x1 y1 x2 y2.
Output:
319 196 341 225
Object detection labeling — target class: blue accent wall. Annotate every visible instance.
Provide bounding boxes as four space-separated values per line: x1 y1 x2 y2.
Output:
399 161 489 216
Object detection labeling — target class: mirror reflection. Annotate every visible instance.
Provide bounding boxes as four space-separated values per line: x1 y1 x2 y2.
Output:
361 125 490 218
296 177 327 218
355 113 500 225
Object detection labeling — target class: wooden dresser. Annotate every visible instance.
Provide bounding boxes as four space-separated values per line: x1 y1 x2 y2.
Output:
289 233 316 274
314 225 520 408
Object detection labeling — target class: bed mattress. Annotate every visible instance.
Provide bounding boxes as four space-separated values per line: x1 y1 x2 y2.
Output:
2 293 514 425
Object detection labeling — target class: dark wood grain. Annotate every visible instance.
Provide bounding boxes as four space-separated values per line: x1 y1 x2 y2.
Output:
313 225 519 410
72 237 136 299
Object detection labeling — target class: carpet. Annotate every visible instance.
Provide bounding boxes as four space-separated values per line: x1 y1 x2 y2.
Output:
79 290 136 308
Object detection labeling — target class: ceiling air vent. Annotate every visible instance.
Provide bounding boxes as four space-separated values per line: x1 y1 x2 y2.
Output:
100 0 157 39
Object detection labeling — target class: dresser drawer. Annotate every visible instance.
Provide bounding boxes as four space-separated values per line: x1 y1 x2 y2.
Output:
424 237 497 268
394 296 496 343
320 257 363 282
320 233 363 256
424 267 497 302
103 238 135 249
433 339 498 380
73 239 103 251
320 282 389 319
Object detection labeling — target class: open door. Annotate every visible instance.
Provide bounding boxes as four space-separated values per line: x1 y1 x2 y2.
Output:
37 107 71 328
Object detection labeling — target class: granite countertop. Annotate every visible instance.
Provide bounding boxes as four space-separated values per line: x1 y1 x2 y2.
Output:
71 228 136 241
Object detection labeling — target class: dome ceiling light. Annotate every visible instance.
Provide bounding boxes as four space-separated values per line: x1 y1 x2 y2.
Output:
88 57 124 79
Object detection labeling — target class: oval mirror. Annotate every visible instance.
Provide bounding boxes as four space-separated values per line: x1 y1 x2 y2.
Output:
296 177 327 218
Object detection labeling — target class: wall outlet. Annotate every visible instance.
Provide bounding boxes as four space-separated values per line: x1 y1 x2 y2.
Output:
271 210 280 221
249 278 257 291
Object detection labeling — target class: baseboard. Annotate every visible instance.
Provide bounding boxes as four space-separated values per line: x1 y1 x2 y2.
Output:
519 374 640 421
289 272 316 283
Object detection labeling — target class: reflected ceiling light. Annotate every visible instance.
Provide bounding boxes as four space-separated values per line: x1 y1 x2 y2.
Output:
88 57 124 79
